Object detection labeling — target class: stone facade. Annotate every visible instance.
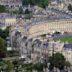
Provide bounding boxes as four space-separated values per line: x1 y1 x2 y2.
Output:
28 19 72 38
0 0 22 7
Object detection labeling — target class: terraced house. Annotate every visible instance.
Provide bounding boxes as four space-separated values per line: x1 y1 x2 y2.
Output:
0 0 22 7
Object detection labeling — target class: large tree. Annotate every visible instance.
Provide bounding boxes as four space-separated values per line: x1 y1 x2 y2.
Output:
0 37 7 58
49 53 66 70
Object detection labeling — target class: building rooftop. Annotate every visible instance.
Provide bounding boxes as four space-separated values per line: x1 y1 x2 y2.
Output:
64 44 72 49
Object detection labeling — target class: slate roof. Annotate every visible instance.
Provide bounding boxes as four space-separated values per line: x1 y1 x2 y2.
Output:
43 43 48 48
64 44 72 48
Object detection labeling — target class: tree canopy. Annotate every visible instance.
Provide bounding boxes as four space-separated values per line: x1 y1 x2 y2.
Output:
0 27 10 58
68 4 72 11
0 5 6 13
0 27 10 40
19 7 23 14
0 37 7 58
22 0 48 8
65 61 71 67
49 53 66 70
33 63 44 71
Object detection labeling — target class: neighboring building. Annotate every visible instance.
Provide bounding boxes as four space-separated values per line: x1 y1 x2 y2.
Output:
28 19 72 38
0 13 17 27
3 16 72 64
11 29 72 64
48 41 64 56
48 41 72 65
5 17 17 26
0 17 17 27
63 44 72 64
0 0 22 7
49 0 72 10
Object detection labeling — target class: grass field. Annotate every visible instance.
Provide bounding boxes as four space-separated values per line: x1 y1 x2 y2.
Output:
55 36 72 43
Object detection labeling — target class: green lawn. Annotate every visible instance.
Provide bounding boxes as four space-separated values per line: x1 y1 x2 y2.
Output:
55 36 72 43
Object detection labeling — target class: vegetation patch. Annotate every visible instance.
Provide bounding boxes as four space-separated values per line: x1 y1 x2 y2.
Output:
22 0 49 8
55 36 72 43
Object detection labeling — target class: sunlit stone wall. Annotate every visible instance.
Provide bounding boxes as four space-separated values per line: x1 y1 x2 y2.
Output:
28 19 72 37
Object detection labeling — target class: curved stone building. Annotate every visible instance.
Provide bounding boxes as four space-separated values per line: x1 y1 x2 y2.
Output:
28 19 72 37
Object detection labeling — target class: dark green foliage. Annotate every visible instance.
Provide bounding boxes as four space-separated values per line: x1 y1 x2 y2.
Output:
22 0 48 8
25 13 32 19
25 9 31 14
24 9 33 19
22 63 33 72
0 27 10 58
19 7 23 14
12 61 19 66
65 61 71 67
0 5 6 13
0 27 9 40
7 51 19 57
5 61 14 72
68 4 72 11
22 63 45 72
12 10 19 15
40 34 46 37
22 0 30 5
33 63 44 71
0 60 14 72
0 37 7 58
49 53 66 70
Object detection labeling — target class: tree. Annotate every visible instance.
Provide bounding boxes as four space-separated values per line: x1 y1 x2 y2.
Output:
54 31 61 35
24 9 31 14
22 63 33 72
12 10 19 15
0 26 10 40
33 63 45 72
24 9 33 19
0 61 14 72
22 0 48 8
19 7 23 14
25 13 33 19
38 0 48 8
5 61 14 72
22 0 30 6
40 34 46 39
68 4 72 11
12 61 19 72
0 37 7 58
49 53 66 70
0 61 7 71
0 5 6 13
65 61 71 67
25 63 33 72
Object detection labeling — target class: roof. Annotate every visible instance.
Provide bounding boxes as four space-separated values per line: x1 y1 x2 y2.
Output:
43 42 48 48
64 44 72 48
15 31 21 36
